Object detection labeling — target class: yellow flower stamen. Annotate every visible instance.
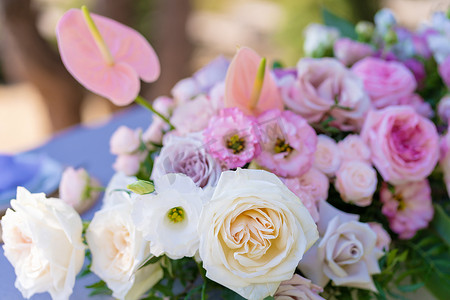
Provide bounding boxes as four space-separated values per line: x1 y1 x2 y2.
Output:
167 207 185 223
249 57 266 109
226 134 246 154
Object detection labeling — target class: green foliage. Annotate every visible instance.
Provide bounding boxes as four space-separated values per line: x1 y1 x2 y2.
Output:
86 280 112 297
127 179 155 195
322 8 357 39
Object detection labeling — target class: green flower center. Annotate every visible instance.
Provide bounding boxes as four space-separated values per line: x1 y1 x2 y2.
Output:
167 207 185 223
226 134 246 154
394 194 405 211
274 138 293 154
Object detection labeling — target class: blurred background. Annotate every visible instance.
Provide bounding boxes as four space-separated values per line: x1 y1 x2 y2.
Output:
0 0 449 153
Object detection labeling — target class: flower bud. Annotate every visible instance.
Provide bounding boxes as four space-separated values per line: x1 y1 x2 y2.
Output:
355 21 374 42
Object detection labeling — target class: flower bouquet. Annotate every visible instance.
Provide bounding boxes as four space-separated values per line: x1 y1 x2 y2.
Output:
3 5 450 300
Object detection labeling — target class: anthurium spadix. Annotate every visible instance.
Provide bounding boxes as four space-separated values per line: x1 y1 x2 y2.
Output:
56 6 160 106
224 47 283 116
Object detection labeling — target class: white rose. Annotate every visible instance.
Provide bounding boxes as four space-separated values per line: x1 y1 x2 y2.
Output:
132 173 205 259
87 202 163 300
299 202 383 291
313 135 342 176
1 187 85 300
335 161 377 207
198 169 319 300
337 134 371 163
110 126 142 155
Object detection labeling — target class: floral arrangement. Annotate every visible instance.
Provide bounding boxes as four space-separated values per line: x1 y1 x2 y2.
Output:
2 5 450 300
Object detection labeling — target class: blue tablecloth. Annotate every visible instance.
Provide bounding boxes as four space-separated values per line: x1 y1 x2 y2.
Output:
0 105 152 300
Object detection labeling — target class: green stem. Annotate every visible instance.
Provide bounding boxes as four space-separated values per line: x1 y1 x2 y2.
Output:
135 95 175 130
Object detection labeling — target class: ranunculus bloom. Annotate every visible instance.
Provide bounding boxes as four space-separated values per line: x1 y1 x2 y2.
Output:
59 167 99 207
335 161 377 207
256 109 317 177
132 174 205 259
204 107 261 169
380 180 434 239
352 57 417 109
56 9 160 105
368 222 391 251
152 133 222 188
110 126 142 155
2 187 85 299
274 274 325 300
199 169 318 300
333 38 374 66
87 201 163 300
313 135 341 177
224 47 283 116
299 202 383 291
337 134 371 163
439 55 450 87
361 106 439 184
281 58 369 130
438 95 450 123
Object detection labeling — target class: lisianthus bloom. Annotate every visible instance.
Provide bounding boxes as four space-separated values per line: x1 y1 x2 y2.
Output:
204 107 261 169
2 187 85 300
333 38 374 66
335 161 377 207
198 169 318 300
256 109 317 177
361 106 439 184
299 202 383 292
313 135 341 177
352 57 417 109
59 167 100 208
152 133 222 188
132 174 205 259
56 7 160 105
224 47 283 116
380 180 434 239
274 274 325 300
87 201 163 300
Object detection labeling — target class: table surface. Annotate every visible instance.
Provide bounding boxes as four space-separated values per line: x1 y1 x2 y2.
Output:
0 105 152 300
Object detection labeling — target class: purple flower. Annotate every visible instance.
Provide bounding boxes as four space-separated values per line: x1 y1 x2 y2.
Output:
203 108 260 169
256 109 317 177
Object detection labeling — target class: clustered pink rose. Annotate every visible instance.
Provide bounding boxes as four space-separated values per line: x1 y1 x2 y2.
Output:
368 222 391 251
256 109 317 177
283 179 320 222
361 106 439 184
204 107 260 169
380 180 434 239
280 58 369 130
398 93 433 118
274 274 325 300
439 55 450 87
313 135 341 177
337 134 371 163
333 38 374 66
352 57 417 109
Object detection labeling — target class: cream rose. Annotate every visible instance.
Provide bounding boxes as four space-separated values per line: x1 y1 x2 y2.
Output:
198 169 319 300
87 201 163 300
299 202 383 291
335 161 377 207
1 187 85 300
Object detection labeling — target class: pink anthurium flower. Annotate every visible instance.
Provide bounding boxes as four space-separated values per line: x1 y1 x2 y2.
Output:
224 47 283 116
56 6 160 106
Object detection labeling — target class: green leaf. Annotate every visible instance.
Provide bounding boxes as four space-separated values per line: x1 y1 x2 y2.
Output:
321 8 357 40
127 180 155 195
263 297 275 300
132 253 162 276
397 282 424 293
431 204 450 247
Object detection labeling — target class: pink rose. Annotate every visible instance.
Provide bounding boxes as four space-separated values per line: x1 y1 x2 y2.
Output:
337 134 371 163
398 93 433 119
274 274 324 300
297 167 329 203
256 109 317 177
335 161 377 207
380 180 433 239
313 135 341 177
439 55 450 87
361 106 439 184
110 126 141 155
333 38 374 66
352 57 417 109
281 58 369 130
368 222 391 251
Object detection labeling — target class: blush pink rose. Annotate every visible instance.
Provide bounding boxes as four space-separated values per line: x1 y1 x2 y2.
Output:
439 55 450 87
333 38 374 66
352 57 417 109
361 106 439 184
283 179 320 222
256 109 317 177
337 134 371 163
398 93 433 119
313 135 341 177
